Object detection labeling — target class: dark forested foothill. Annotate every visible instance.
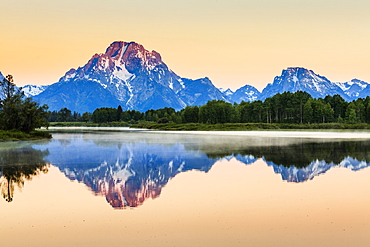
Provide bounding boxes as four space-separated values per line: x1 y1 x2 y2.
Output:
0 75 50 140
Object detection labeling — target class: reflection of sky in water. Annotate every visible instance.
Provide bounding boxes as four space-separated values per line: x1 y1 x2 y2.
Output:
22 131 370 208
2 130 370 247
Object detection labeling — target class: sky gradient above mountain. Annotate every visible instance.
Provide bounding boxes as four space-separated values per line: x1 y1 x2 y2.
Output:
1 0 369 91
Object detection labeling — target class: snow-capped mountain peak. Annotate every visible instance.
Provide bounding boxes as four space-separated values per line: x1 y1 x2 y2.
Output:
276 67 332 91
22 85 49 97
336 79 369 99
33 41 225 112
228 84 261 103
260 67 347 101
219 88 234 95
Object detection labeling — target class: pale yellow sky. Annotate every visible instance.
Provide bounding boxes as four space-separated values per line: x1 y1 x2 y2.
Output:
0 0 369 91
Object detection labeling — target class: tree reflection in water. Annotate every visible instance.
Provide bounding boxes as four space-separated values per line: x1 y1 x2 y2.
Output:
0 147 49 202
2 134 370 208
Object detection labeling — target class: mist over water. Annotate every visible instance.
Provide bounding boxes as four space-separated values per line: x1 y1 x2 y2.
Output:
1 128 370 246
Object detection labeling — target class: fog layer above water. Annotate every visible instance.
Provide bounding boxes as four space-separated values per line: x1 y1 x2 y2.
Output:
0 129 365 208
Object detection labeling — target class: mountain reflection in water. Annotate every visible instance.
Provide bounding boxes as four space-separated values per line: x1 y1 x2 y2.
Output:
47 140 216 209
30 132 370 209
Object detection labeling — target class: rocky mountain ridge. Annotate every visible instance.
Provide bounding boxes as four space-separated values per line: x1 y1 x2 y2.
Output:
1 41 368 112
22 85 49 97
30 41 226 112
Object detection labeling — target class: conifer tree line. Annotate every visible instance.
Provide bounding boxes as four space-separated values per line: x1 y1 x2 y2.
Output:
47 108 91 123
0 75 49 133
48 91 370 125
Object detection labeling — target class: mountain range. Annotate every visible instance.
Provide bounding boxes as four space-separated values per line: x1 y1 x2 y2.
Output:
1 41 369 112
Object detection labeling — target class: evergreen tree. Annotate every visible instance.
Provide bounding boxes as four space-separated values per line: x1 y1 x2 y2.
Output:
345 101 364 123
182 106 199 123
0 75 20 101
81 112 92 123
303 98 314 123
199 100 236 124
57 108 72 122
0 75 49 133
293 91 311 123
324 94 348 120
117 105 123 121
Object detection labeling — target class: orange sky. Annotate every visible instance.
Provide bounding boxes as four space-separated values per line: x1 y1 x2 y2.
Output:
1 0 369 91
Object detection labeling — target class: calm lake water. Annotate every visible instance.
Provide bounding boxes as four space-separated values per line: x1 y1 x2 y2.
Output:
1 128 370 247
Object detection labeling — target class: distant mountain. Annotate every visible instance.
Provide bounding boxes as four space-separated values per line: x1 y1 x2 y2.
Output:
178 77 226 106
230 84 261 103
336 79 369 99
219 88 234 95
22 85 49 98
260 67 348 101
220 68 368 104
33 78 123 113
219 88 234 101
358 85 370 99
335 78 370 100
0 73 48 98
33 41 225 112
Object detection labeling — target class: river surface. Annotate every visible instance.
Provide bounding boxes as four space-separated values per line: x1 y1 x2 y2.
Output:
1 128 370 246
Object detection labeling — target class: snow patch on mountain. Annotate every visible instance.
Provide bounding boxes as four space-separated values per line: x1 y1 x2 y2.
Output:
219 88 234 95
336 79 369 99
230 85 261 103
112 44 133 82
337 79 367 91
260 67 347 101
22 85 49 97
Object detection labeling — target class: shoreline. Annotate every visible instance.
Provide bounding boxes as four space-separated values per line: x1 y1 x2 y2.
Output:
46 126 370 139
48 122 370 131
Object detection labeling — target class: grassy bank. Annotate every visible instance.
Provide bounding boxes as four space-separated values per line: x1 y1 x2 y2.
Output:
0 130 52 141
134 122 370 131
50 122 129 127
49 121 370 131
